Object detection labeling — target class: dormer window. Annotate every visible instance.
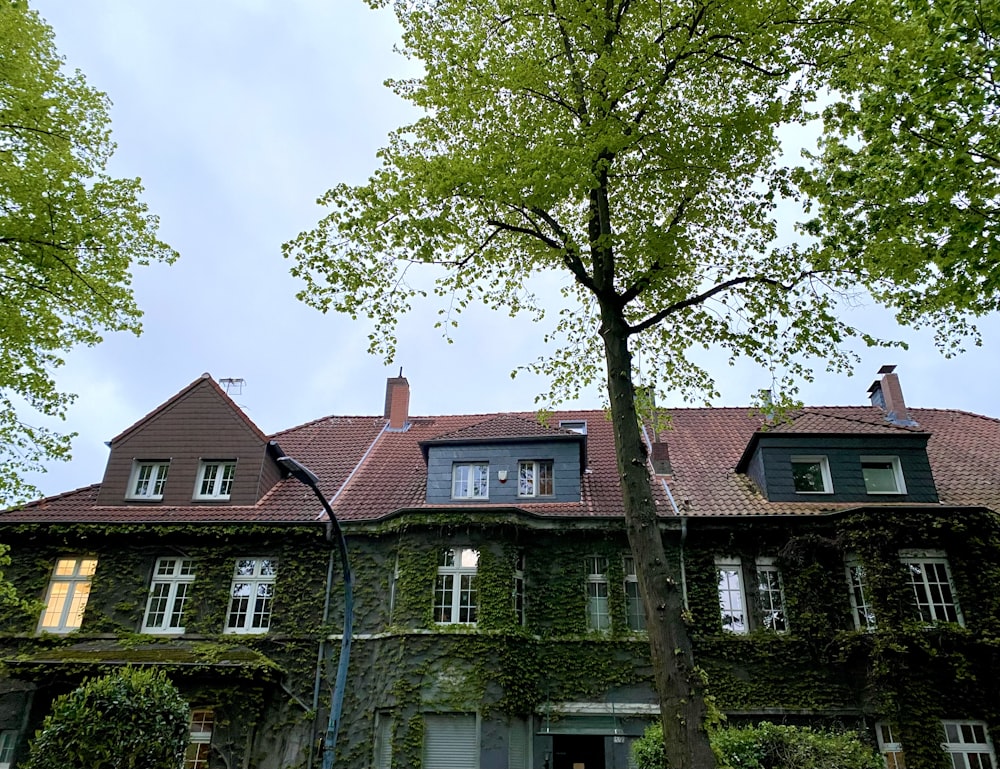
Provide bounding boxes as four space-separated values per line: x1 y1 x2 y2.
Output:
518 460 553 497
195 460 236 500
862 456 906 494
559 420 587 434
127 461 170 500
790 455 833 494
452 463 488 499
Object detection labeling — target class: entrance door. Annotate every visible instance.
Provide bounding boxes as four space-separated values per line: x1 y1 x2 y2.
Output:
551 734 606 769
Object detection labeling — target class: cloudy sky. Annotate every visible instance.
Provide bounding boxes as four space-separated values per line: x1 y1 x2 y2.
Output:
20 1 1000 498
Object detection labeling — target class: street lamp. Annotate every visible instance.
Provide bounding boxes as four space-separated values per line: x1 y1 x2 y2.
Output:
276 455 353 769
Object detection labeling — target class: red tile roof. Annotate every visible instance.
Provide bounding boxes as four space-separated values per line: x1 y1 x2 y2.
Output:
427 414 581 442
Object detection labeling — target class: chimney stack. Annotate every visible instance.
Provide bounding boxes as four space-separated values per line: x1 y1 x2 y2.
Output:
867 365 916 426
384 370 410 431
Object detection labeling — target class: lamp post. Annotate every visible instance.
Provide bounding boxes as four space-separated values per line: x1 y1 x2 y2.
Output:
276 455 353 769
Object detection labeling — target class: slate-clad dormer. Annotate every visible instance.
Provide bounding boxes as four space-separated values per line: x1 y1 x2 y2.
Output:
420 414 587 504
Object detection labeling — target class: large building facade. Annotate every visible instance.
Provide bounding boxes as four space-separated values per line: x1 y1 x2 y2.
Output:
0 368 998 769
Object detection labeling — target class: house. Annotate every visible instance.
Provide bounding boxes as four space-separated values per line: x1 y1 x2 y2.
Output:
0 367 998 769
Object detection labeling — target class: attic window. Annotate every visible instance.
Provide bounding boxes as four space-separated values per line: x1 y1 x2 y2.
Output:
452 463 488 499
126 460 170 500
518 460 554 497
790 455 832 494
862 456 906 495
195 460 236 500
559 420 587 434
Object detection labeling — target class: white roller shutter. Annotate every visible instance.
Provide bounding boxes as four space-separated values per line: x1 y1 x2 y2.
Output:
423 714 479 769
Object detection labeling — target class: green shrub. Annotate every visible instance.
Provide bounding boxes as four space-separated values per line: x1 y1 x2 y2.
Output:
24 667 190 769
632 721 881 769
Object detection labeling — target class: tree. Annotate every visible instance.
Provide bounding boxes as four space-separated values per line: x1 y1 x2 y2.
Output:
24 667 190 769
0 1 176 506
285 1 997 766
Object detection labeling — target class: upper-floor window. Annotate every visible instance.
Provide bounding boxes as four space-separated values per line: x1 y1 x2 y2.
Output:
127 460 170 500
452 463 488 499
434 547 478 623
845 556 877 631
585 556 610 631
0 729 16 769
716 556 787 634
518 460 554 497
716 558 748 634
862 456 906 494
901 549 963 625
790 455 832 494
513 551 526 626
142 557 196 634
39 557 97 633
195 460 236 500
225 558 276 634
559 420 587 434
185 708 214 769
943 721 997 769
624 555 645 631
756 557 788 633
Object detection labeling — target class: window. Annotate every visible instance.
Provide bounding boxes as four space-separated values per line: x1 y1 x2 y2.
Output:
423 714 478 768
756 558 788 633
0 730 16 769
142 557 196 633
623 555 645 631
586 556 610 631
452 463 488 499
513 552 526 626
374 711 393 769
901 549 963 625
791 455 832 493
846 557 877 630
716 558 747 634
195 460 236 500
518 460 554 497
508 718 531 769
559 420 587 434
185 709 213 769
434 548 478 624
876 722 905 769
862 456 906 494
39 557 97 633
225 558 276 633
942 721 996 769
127 460 170 500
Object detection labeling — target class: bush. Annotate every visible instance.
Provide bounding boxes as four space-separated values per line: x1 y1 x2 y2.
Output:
632 721 882 769
24 667 190 769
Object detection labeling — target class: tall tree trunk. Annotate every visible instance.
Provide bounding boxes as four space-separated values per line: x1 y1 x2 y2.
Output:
599 305 717 769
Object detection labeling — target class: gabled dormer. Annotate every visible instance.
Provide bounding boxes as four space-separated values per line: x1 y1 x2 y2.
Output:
96 374 282 506
420 414 587 505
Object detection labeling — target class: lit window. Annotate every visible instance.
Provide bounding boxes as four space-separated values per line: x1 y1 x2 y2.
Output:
791 455 832 493
225 559 276 634
942 720 996 769
586 556 610 631
756 558 787 633
39 557 97 633
876 722 905 769
716 558 747 634
142 557 196 633
624 555 645 631
452 463 488 499
846 557 877 631
900 549 963 625
513 552 526 626
862 456 907 495
434 548 478 624
0 730 17 769
127 461 170 500
518 460 554 497
195 460 236 500
184 709 213 769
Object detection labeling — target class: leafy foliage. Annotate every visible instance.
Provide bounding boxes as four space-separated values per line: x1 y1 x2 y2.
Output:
0 1 176 505
23 667 189 769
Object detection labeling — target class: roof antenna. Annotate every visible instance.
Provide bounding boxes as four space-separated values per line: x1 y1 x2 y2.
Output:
219 377 245 396
399 367 404 377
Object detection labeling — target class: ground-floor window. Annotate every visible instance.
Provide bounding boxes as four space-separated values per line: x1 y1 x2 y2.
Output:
423 713 478 769
943 721 995 769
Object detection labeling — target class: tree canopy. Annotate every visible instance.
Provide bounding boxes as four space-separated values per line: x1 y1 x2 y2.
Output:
0 0 176 506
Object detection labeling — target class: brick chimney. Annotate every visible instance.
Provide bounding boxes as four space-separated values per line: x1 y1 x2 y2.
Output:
384 371 410 431
867 365 916 426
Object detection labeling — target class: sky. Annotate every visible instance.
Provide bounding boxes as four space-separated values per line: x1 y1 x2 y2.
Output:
19 1 1000 499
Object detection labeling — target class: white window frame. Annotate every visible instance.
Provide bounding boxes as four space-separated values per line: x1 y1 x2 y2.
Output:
518 460 554 497
756 557 788 633
586 555 610 631
623 555 645 632
38 556 98 634
434 547 479 624
224 558 277 634
900 549 964 626
0 729 17 769
845 556 877 631
861 455 907 495
142 557 196 633
126 460 170 500
790 455 833 494
716 557 748 634
185 708 214 769
876 722 905 769
452 463 489 499
194 460 236 500
559 420 587 434
942 720 997 769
